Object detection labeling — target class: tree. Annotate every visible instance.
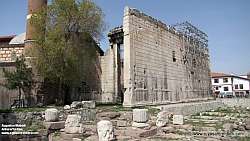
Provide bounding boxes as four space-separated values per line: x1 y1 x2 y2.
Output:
29 0 105 105
2 55 33 107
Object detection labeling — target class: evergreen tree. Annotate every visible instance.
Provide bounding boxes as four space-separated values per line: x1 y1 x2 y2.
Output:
3 55 33 107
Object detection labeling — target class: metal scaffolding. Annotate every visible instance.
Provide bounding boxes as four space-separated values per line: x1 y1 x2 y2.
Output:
172 21 208 48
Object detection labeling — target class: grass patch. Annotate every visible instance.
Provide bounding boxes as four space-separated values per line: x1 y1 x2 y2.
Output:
233 136 250 141
146 107 160 116
0 109 12 113
24 120 46 132
96 103 132 112
0 107 48 113
12 107 47 113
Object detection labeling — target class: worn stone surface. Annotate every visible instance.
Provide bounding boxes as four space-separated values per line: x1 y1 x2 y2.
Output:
132 122 149 128
81 109 96 122
161 126 175 134
44 121 65 130
158 101 224 116
173 115 184 125
70 101 83 109
133 109 148 123
45 108 59 122
116 120 128 127
156 111 168 127
97 120 115 141
97 112 120 120
63 105 70 110
122 7 211 107
72 138 82 141
64 114 84 134
82 101 95 109
139 127 157 138
245 118 250 130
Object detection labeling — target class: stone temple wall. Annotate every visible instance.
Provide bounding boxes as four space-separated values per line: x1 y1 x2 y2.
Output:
123 7 211 107
100 44 121 103
100 47 116 102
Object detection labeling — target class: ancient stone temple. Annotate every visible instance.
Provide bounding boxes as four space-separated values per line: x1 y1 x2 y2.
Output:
0 2 212 108
101 7 212 107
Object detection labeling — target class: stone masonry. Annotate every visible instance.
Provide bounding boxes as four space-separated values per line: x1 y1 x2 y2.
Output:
102 7 211 106
122 7 211 107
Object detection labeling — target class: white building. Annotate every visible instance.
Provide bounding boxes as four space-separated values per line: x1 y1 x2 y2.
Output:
211 72 250 97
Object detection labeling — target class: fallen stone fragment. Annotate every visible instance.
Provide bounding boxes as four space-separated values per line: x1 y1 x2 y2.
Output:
71 101 83 109
63 105 70 110
156 111 168 127
133 109 148 123
44 121 65 130
97 120 115 141
245 118 250 130
173 115 184 125
139 127 157 138
81 109 96 122
161 126 175 134
45 108 59 122
65 114 84 134
117 120 127 127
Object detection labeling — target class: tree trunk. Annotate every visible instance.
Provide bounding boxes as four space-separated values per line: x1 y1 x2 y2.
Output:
57 77 64 105
18 86 22 108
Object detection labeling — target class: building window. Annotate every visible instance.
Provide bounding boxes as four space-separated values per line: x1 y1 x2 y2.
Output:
215 87 219 90
172 51 176 62
223 78 228 83
235 84 238 89
239 84 243 89
224 87 228 91
214 79 219 83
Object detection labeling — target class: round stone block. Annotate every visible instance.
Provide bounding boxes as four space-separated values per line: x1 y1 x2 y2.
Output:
133 109 148 123
45 108 59 122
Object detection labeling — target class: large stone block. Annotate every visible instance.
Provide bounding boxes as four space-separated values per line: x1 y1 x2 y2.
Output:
82 101 95 109
133 109 148 123
44 121 65 130
65 114 84 134
81 109 96 122
71 101 82 109
173 115 184 125
45 108 59 122
97 120 115 141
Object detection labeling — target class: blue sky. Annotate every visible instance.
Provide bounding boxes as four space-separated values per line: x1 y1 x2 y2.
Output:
0 0 249 75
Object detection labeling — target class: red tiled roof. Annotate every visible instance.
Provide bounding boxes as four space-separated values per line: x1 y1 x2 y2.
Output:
0 35 16 42
210 72 230 77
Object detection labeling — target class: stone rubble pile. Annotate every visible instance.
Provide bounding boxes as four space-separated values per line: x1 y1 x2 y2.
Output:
40 104 250 141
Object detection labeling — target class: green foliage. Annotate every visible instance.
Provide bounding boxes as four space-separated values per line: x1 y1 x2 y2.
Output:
29 0 105 104
2 55 33 107
3 55 33 90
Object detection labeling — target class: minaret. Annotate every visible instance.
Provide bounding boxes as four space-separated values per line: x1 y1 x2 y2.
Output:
25 0 47 49
24 0 47 106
